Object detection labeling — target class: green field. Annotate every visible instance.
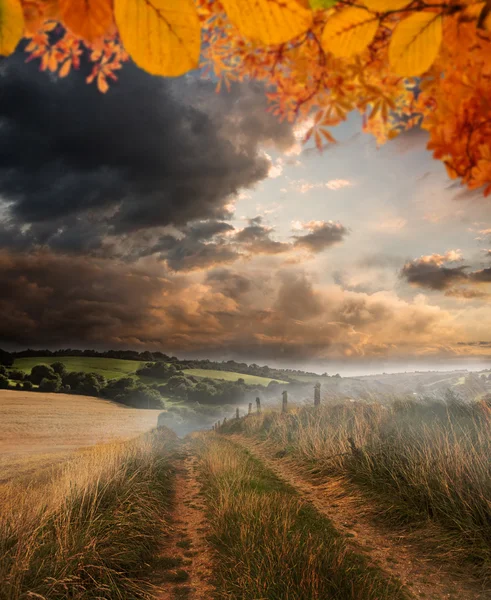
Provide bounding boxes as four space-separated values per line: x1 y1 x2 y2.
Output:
14 357 143 381
184 368 287 386
13 357 284 387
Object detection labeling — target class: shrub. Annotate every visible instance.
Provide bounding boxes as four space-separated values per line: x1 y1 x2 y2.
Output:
22 380 34 391
0 374 9 389
39 376 62 393
30 365 57 385
78 374 103 396
0 365 8 377
8 369 25 381
50 361 67 377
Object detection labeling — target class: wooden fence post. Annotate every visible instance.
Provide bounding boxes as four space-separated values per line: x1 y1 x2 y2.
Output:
256 397 261 413
314 382 321 406
282 390 288 413
248 402 252 415
236 407 240 419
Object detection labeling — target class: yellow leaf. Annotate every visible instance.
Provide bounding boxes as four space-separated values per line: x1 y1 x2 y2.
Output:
59 0 113 43
114 0 201 77
220 0 313 46
389 12 442 76
363 0 409 12
321 7 379 57
0 0 23 55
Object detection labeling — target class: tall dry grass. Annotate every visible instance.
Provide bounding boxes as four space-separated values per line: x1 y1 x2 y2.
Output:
0 429 177 600
197 435 407 600
223 398 491 574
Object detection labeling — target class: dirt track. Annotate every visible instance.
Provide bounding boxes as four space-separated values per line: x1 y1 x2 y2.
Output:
230 434 490 600
154 443 216 600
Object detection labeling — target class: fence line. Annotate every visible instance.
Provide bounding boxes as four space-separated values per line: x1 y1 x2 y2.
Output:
214 384 323 431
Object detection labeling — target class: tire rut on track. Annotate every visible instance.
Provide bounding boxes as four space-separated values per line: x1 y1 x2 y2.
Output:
153 443 215 600
229 434 490 600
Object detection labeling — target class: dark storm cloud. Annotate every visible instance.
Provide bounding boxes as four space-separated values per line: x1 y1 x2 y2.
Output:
292 222 348 252
0 53 295 251
0 250 176 347
401 260 468 290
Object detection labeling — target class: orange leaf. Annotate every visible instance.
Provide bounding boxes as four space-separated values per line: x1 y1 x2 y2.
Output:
59 58 71 77
97 72 109 93
58 0 114 43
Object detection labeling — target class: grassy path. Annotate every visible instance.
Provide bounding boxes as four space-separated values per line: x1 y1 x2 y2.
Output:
195 434 409 600
153 442 216 600
229 434 489 600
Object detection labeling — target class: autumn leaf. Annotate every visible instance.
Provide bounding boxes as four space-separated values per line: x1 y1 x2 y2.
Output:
363 0 410 12
477 0 491 29
220 0 313 46
22 0 59 34
0 0 24 55
58 0 114 43
310 0 338 9
322 7 379 57
389 12 442 76
114 0 201 77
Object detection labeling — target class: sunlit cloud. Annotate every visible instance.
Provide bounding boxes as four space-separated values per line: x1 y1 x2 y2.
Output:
371 217 408 231
289 178 353 193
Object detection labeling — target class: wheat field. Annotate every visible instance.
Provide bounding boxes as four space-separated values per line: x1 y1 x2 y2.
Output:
0 389 164 482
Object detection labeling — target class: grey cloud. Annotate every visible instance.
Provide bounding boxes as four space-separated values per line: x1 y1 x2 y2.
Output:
0 53 295 254
293 222 348 252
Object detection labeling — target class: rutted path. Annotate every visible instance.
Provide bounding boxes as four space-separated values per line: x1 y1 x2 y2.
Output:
153 443 215 600
229 434 490 600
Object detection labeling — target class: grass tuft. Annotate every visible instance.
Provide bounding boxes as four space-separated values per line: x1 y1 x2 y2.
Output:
0 429 177 600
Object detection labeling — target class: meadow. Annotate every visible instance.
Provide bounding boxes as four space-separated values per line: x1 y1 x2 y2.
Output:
13 356 281 386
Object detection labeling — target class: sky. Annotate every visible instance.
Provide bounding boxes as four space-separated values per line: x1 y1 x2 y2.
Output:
1 50 491 375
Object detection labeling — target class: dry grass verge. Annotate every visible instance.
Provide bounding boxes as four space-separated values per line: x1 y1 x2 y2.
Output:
0 428 177 600
221 398 491 577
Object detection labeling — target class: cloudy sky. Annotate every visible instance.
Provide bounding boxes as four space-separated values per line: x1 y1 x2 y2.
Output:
1 50 490 375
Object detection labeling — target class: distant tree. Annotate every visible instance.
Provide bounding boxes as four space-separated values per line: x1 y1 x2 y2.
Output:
39 376 62 393
129 385 164 409
0 365 8 377
51 362 67 377
29 365 57 385
103 377 136 401
0 349 13 367
0 374 9 389
22 380 34 391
